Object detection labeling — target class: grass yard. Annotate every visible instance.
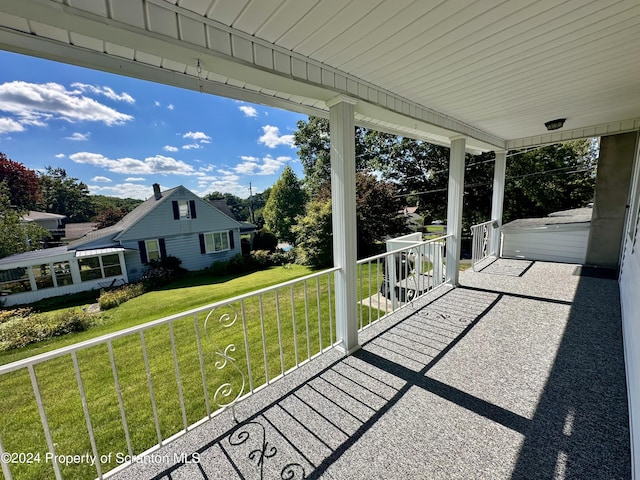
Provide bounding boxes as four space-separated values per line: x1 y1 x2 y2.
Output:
0 264 383 480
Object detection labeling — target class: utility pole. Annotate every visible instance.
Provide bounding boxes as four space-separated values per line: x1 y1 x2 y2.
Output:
248 182 255 223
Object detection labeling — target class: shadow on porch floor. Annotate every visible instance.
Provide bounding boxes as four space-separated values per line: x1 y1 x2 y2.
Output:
111 259 630 480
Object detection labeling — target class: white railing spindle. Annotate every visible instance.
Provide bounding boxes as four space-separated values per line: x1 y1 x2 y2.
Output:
71 351 102 479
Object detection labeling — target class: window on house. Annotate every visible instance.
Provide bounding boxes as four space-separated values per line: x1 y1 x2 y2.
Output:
0 267 32 294
54 261 73 286
203 231 230 253
79 254 123 281
102 254 122 277
178 200 190 218
35 264 54 289
173 200 196 220
146 239 161 261
79 257 102 281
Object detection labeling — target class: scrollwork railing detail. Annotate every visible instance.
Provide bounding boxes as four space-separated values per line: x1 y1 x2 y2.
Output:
204 305 246 413
228 420 307 480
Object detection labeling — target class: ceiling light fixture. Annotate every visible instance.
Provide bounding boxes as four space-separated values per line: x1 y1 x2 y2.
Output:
544 118 566 131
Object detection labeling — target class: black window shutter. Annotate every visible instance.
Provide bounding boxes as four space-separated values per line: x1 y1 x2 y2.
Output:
159 238 167 258
199 233 206 254
138 241 148 263
172 201 179 220
189 200 197 219
229 230 235 249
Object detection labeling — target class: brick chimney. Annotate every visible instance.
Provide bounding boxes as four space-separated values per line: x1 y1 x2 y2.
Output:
153 183 162 200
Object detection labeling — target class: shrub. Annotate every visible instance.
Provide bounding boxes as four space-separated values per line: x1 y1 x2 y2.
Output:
253 229 278 253
269 249 296 266
228 254 248 272
0 308 95 351
0 307 32 325
98 283 145 310
250 249 271 267
208 260 230 277
141 255 186 290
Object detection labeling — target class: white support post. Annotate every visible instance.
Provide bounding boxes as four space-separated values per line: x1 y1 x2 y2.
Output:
491 150 507 257
327 95 360 355
118 251 129 283
446 136 466 286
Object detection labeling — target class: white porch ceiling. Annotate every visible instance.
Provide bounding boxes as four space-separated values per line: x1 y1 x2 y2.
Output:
0 0 639 152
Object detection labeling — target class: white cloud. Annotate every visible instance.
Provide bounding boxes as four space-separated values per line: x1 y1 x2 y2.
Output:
124 177 145 182
71 83 135 104
258 125 294 148
0 81 133 127
92 176 112 182
182 143 202 150
163 145 178 152
65 132 90 141
55 153 65 158
0 117 24 133
234 155 290 175
239 105 258 117
183 131 211 143
167 104 174 110
69 151 197 175
196 174 247 198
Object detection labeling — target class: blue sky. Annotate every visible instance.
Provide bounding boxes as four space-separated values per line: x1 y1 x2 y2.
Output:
0 50 308 200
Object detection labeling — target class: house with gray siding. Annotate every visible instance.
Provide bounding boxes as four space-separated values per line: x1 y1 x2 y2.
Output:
0 184 242 307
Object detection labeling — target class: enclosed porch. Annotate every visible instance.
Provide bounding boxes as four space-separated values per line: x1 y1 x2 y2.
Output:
109 259 629 480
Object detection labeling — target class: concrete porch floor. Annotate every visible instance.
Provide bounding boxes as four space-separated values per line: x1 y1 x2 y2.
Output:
111 259 630 480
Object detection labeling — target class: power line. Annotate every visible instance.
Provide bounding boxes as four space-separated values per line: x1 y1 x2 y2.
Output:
394 167 594 197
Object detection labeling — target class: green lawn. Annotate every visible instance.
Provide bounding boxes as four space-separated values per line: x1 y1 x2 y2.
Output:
0 264 384 480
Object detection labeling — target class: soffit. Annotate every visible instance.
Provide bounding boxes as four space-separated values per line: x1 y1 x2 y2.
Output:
1 0 639 151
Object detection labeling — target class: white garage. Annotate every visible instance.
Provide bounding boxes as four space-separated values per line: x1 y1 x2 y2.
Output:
501 208 592 264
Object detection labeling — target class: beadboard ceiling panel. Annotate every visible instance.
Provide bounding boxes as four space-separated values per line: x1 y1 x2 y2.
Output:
0 0 639 151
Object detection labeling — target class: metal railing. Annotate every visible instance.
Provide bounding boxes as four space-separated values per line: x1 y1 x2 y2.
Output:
356 234 450 330
0 267 339 480
470 220 495 271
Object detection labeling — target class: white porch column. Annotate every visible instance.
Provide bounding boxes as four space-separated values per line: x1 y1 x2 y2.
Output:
491 150 507 256
446 136 466 285
118 251 129 283
327 95 360 355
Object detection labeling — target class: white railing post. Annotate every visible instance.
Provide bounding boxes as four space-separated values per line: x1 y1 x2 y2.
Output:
470 220 494 270
446 136 466 285
491 149 507 256
327 95 360 355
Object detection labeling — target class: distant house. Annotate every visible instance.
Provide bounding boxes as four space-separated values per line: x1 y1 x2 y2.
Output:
0 185 242 306
398 206 422 232
22 211 66 243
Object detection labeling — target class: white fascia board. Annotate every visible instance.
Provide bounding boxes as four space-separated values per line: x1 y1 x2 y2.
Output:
507 118 640 149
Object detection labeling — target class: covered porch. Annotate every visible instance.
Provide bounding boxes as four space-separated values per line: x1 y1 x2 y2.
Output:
110 259 629 480
0 1 639 479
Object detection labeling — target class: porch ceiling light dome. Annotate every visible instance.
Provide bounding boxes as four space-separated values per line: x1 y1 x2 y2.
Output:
544 118 566 131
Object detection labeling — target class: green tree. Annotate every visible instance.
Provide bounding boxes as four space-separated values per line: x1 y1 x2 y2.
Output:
294 117 393 195
292 199 333 268
89 195 142 220
294 173 406 266
0 153 41 209
39 167 92 222
94 206 127 229
263 166 306 244
0 183 50 258
503 140 596 223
